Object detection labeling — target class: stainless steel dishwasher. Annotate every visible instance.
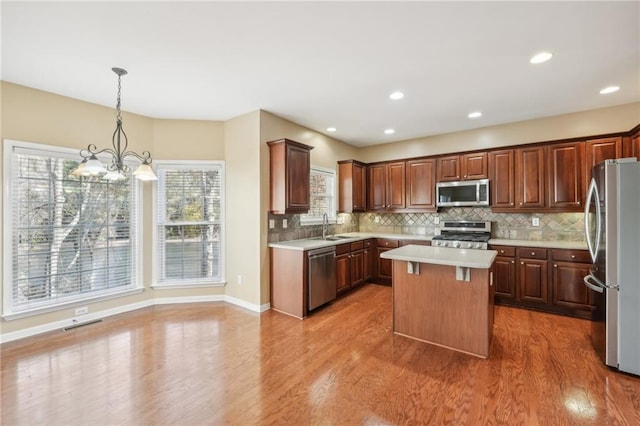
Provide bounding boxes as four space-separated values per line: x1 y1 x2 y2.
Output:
307 246 337 310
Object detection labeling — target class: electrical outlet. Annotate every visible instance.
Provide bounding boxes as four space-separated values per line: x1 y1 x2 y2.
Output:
532 217 540 227
269 219 275 229
74 306 88 316
434 216 440 225
282 219 287 228
237 275 242 285
374 215 380 224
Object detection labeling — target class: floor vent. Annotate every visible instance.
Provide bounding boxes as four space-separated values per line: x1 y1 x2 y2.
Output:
63 319 103 331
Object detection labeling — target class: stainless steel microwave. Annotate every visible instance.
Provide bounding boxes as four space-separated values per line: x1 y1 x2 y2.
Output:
436 179 490 207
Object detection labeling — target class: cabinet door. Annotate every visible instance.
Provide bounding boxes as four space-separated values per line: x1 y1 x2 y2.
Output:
462 152 488 180
437 155 461 182
336 253 351 293
386 162 406 209
624 132 640 160
552 261 594 310
494 256 516 299
286 143 311 211
338 161 366 213
515 146 546 209
585 137 622 190
350 250 365 287
405 158 436 210
367 164 387 211
519 259 548 303
363 247 373 281
548 142 583 210
489 149 515 208
376 247 394 283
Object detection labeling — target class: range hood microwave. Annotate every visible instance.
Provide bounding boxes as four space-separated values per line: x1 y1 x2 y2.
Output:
436 179 489 207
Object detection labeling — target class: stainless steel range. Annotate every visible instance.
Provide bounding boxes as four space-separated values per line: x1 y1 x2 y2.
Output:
431 220 492 249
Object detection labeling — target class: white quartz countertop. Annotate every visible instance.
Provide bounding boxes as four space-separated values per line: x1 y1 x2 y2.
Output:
268 232 587 252
380 245 497 269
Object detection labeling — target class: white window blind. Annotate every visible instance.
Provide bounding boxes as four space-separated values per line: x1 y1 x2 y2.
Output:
301 166 336 224
3 140 140 316
155 162 224 285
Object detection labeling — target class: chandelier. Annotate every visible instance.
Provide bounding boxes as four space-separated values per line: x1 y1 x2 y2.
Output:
71 67 157 181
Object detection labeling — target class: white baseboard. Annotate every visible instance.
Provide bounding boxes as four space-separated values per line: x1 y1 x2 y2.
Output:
1 295 271 344
0 299 154 344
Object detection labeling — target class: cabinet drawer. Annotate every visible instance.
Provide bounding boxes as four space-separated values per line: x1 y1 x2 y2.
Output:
376 239 399 248
399 239 431 247
350 240 364 251
335 243 351 255
552 249 591 263
518 247 548 260
491 245 515 257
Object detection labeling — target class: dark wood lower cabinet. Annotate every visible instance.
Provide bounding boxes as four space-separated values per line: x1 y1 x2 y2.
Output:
491 245 594 319
350 249 365 286
518 258 549 303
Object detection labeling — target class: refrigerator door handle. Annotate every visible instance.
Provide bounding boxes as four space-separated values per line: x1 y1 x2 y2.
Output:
584 178 601 264
584 272 618 291
584 274 604 293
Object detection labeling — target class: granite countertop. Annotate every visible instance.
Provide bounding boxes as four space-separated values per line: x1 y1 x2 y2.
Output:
268 232 587 252
380 245 497 269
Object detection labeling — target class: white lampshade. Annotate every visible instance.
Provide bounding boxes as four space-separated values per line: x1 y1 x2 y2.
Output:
83 157 107 175
70 160 87 177
103 170 126 181
133 163 157 181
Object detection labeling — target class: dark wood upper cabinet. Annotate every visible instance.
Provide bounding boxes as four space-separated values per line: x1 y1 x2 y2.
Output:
367 161 405 211
462 152 488 180
547 142 583 210
437 155 461 181
623 129 640 160
515 146 546 209
267 138 313 214
489 149 515 209
437 153 487 182
405 158 437 210
338 160 366 213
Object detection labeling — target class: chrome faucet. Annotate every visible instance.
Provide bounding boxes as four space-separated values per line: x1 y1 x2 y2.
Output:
322 212 329 240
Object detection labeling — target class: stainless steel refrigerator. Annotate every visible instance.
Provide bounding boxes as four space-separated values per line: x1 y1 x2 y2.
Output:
584 158 640 375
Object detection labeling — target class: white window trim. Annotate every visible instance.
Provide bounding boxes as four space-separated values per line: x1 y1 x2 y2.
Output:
300 165 337 226
2 139 144 320
151 160 226 288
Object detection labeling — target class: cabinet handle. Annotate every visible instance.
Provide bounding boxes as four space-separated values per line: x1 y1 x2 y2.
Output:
520 202 524 206
531 252 536 255
510 203 514 206
571 255 575 259
521 261 524 265
500 250 505 253
385 242 389 246
511 260 515 264
463 175 467 178
554 264 558 268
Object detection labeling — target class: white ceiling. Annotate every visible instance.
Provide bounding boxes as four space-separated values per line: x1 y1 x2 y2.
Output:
2 1 639 147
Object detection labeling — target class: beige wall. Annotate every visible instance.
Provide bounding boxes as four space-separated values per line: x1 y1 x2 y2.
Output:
224 111 262 306
358 102 640 163
152 119 225 160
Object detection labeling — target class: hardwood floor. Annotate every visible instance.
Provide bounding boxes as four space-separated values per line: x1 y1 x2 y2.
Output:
2 284 639 425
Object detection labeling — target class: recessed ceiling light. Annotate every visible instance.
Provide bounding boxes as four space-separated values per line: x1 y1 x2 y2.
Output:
384 128 395 135
468 111 482 119
326 127 337 132
530 52 553 64
389 91 404 100
599 86 620 95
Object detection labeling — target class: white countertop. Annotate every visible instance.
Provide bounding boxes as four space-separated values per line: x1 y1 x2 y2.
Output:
268 232 587 252
380 245 497 269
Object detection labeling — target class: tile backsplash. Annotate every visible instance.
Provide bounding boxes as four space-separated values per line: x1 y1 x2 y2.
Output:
268 208 585 243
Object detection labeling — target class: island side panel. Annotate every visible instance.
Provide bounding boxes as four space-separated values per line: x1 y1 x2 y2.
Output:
270 248 307 319
392 261 492 358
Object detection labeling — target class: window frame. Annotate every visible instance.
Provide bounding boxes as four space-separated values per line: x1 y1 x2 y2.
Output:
2 139 144 320
300 165 337 226
152 160 226 289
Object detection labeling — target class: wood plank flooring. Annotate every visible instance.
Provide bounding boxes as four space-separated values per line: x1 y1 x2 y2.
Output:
2 283 639 425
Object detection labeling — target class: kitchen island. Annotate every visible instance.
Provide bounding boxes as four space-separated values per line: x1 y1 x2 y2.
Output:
381 245 497 358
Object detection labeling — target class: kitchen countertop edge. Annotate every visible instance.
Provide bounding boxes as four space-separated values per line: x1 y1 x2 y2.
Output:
380 245 497 269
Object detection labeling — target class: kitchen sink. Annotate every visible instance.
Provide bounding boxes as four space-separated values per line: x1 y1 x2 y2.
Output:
312 235 353 241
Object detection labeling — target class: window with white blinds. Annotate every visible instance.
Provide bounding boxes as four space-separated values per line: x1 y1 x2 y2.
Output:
300 166 336 225
3 140 141 317
154 161 225 286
